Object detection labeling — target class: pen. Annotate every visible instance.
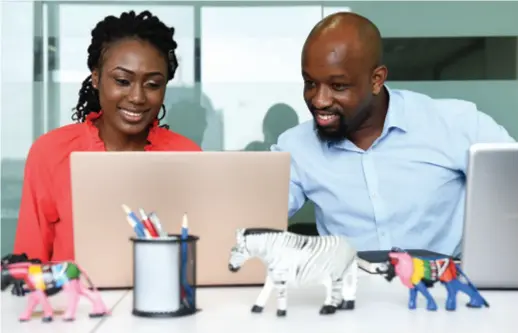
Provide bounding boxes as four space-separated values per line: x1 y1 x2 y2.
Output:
122 204 147 238
139 209 159 238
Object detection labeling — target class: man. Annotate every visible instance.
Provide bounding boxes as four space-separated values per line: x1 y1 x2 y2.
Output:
271 12 515 257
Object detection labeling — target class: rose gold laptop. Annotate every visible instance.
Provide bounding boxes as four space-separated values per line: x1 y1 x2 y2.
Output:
70 151 290 289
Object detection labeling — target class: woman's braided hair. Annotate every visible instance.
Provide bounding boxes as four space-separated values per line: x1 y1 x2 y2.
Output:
72 10 178 128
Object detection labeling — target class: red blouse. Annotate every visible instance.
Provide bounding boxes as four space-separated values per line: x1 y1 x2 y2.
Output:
13 112 201 262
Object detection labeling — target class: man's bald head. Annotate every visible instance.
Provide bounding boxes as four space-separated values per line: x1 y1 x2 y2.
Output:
304 12 383 70
301 12 388 144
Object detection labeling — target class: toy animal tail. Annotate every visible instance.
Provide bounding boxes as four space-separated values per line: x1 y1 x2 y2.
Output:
75 263 100 293
455 264 489 307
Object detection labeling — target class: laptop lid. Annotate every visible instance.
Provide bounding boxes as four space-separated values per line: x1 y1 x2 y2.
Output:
461 143 518 289
70 151 290 288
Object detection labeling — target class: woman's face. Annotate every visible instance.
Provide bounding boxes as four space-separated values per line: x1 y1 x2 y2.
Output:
91 38 168 136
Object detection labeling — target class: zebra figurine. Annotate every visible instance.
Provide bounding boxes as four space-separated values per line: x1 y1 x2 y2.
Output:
228 228 358 317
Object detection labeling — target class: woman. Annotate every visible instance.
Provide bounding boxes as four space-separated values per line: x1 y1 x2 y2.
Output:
13 10 201 263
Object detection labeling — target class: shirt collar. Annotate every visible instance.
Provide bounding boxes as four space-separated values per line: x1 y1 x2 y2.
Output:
323 85 408 151
383 84 408 134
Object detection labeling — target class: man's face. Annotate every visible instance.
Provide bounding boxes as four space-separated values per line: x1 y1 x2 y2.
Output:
302 39 379 143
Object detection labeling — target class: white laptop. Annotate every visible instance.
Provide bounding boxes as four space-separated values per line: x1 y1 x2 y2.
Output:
461 142 518 289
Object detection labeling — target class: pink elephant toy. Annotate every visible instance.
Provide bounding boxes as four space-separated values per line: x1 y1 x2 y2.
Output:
1 260 110 322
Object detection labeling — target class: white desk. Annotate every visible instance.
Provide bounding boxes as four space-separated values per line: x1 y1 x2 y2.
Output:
2 274 517 333
1 290 128 333
97 273 518 333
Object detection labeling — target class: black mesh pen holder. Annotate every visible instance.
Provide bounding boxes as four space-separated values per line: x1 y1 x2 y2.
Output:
130 234 200 317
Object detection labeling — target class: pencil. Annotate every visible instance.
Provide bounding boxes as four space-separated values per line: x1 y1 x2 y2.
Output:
122 204 146 238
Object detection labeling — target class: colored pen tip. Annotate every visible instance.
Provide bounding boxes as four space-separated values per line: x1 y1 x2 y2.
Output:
182 212 188 228
121 204 131 214
139 208 147 218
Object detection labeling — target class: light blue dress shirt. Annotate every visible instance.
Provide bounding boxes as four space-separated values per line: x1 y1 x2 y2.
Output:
271 87 515 257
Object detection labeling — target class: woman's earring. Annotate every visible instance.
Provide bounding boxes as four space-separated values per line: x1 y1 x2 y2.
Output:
158 104 167 121
157 104 170 129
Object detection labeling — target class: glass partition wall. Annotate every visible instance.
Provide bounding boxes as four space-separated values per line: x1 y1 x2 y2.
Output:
2 1 517 255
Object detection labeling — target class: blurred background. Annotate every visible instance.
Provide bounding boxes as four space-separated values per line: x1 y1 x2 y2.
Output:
1 1 517 255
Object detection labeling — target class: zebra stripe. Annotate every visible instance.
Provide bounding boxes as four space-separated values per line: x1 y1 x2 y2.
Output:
229 228 358 316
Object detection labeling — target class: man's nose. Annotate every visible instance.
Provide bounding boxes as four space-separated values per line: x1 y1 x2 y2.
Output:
311 86 333 110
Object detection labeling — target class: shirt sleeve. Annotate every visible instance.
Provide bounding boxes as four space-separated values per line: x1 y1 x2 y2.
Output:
470 110 516 144
270 142 307 218
13 142 58 262
454 107 516 174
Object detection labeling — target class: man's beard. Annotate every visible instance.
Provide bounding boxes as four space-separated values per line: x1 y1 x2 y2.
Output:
313 108 372 144
314 113 349 143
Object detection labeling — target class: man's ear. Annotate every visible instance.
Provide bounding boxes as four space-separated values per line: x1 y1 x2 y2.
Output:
91 70 99 89
372 65 388 95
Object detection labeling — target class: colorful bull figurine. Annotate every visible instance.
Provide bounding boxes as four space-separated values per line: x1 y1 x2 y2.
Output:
376 247 489 311
1 253 63 297
1 256 110 322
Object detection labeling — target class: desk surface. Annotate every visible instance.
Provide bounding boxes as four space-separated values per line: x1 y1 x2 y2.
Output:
3 273 517 333
1 290 127 333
